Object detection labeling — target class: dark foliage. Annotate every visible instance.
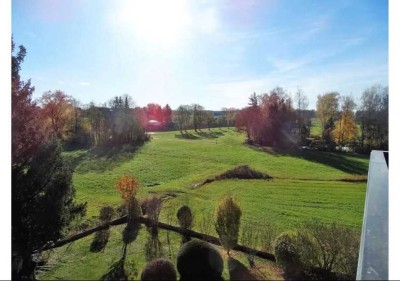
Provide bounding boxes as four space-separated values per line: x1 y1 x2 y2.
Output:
177 206 193 229
141 258 177 281
12 141 86 279
177 239 224 280
274 231 303 277
99 206 115 222
177 205 193 243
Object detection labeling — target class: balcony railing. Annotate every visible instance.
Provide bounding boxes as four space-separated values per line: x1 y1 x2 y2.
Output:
356 151 388 280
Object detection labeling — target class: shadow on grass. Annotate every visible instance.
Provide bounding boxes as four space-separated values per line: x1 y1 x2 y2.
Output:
90 229 110 253
175 130 225 140
174 133 200 140
258 146 369 175
100 241 139 281
228 257 260 281
69 144 145 173
100 256 128 281
196 131 224 139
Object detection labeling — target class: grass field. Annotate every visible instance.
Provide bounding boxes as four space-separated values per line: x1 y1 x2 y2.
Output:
37 128 368 280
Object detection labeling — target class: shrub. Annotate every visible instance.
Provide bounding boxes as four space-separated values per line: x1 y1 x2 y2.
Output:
123 198 142 245
141 258 177 281
115 175 140 200
274 230 303 276
297 219 360 278
176 239 223 280
177 205 194 243
177 205 193 229
141 196 162 237
214 194 242 255
126 198 142 223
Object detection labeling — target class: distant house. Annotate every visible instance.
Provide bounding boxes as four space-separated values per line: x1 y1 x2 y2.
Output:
147 120 162 127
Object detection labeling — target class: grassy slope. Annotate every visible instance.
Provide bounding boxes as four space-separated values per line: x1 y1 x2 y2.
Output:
38 128 368 280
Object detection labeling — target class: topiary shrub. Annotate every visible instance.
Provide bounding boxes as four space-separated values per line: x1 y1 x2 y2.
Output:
177 205 193 243
274 230 303 277
176 239 223 280
177 205 193 229
214 194 242 255
141 258 177 281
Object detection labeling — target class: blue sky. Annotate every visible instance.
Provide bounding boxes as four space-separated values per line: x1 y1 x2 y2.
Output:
12 0 388 110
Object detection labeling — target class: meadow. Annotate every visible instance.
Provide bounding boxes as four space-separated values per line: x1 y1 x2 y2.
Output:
37 128 368 280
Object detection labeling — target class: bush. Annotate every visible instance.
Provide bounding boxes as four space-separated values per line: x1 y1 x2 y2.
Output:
126 198 142 224
123 198 142 245
176 239 223 280
214 194 242 255
141 196 162 237
12 141 86 279
177 205 193 229
177 205 194 243
274 231 303 276
297 219 360 279
141 258 177 281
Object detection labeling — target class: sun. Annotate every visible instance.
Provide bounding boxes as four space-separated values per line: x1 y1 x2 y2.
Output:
117 0 191 47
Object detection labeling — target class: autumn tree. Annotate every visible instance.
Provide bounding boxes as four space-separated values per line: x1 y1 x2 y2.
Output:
40 90 74 140
162 104 173 124
12 38 44 166
333 96 357 146
316 92 339 145
260 87 295 147
145 103 163 122
235 93 262 143
12 39 86 279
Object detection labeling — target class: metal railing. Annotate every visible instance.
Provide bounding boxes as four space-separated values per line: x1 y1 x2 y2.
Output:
356 151 388 280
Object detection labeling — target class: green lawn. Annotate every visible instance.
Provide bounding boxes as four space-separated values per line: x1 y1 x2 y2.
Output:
310 118 322 137
38 128 368 280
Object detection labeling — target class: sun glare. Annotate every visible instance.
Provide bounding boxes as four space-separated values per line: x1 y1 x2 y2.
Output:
118 0 191 47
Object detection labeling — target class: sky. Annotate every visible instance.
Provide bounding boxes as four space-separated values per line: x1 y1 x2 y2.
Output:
11 0 388 110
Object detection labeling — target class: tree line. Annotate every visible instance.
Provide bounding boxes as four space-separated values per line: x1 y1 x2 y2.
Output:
235 86 388 152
